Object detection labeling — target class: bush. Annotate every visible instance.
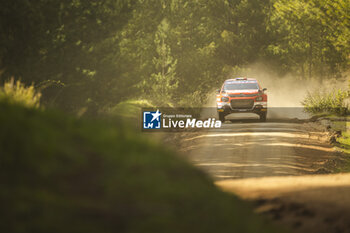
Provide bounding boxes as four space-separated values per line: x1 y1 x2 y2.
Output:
0 101 279 233
108 99 154 119
302 89 349 116
0 78 41 108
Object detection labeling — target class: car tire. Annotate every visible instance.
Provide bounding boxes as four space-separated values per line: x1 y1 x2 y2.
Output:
218 112 226 122
259 112 267 122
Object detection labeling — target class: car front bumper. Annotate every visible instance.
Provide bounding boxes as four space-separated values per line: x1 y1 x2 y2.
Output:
217 101 267 113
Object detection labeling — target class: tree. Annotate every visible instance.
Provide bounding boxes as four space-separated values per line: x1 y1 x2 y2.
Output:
0 0 134 112
267 0 350 79
148 19 178 103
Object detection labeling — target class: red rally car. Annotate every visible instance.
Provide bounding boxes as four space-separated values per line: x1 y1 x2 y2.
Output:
216 77 267 122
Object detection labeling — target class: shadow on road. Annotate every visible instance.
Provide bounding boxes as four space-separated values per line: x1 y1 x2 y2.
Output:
226 118 307 124
181 121 339 180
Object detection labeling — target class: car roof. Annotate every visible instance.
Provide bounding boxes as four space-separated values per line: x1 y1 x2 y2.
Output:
225 77 258 82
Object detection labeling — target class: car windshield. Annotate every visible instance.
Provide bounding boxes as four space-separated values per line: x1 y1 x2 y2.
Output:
224 82 259 90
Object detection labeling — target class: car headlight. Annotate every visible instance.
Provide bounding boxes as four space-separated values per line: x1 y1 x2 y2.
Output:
221 97 229 102
256 96 263 101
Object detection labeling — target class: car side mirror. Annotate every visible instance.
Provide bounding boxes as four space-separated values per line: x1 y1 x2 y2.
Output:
262 88 267 92
215 89 221 94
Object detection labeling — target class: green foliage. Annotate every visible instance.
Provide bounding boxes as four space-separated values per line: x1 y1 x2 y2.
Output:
149 19 178 103
302 89 349 115
108 99 154 120
0 101 280 233
0 78 41 108
0 0 134 112
337 131 350 152
268 0 350 78
0 0 349 111
119 0 223 106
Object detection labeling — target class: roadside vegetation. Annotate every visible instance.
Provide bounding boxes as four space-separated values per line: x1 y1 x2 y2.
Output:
302 89 349 116
0 100 280 233
108 99 154 119
338 132 350 153
1 1 349 114
0 1 349 232
302 82 350 169
0 78 41 108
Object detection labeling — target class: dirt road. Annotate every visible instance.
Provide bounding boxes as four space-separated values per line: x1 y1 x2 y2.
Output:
179 115 349 233
216 173 350 233
180 117 339 180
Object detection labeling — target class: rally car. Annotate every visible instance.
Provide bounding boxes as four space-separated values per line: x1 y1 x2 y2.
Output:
216 77 267 122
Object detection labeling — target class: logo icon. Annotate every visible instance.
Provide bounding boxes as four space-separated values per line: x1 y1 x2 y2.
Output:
143 110 162 129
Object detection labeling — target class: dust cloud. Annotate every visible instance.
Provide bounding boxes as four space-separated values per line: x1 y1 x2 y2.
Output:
243 64 348 107
243 64 349 119
205 63 348 120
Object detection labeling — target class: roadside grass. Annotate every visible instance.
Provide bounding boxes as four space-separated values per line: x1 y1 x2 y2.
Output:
0 100 281 233
302 89 350 171
302 89 349 116
108 99 155 119
336 131 350 172
315 116 350 170
338 132 350 152
0 78 41 108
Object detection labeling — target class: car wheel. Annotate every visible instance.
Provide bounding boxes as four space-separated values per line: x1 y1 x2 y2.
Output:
259 112 267 122
218 112 226 122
